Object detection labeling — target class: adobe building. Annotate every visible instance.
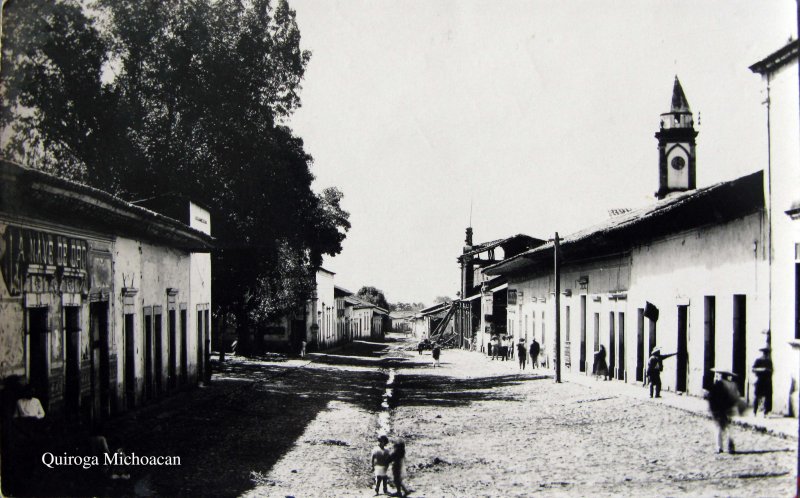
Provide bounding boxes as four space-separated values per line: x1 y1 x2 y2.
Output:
345 295 388 341
311 267 336 350
750 37 800 415
0 160 213 423
487 79 778 409
335 286 355 344
454 231 544 351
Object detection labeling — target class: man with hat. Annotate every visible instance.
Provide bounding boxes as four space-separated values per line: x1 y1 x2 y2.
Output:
516 338 527 370
645 346 677 398
752 344 773 416
707 368 746 453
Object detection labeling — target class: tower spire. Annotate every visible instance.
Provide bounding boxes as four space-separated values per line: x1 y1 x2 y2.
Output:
671 76 691 113
655 76 698 199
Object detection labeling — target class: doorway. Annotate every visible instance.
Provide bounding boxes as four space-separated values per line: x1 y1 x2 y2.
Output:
617 312 625 380
732 295 747 395
703 297 715 391
90 301 110 420
124 313 136 409
676 305 688 392
168 309 177 389
180 308 188 385
154 309 163 394
636 308 644 382
608 312 615 380
196 309 204 383
64 306 81 420
290 318 306 355
28 307 49 407
144 308 153 400
648 319 657 357
579 296 587 373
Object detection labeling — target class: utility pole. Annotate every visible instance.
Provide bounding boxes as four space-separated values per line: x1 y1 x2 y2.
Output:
554 232 562 383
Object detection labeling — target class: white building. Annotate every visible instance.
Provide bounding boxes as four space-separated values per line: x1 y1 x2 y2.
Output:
750 37 800 414
0 160 213 421
488 80 779 409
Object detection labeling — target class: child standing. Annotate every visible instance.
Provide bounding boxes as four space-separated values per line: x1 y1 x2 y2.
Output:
390 440 409 498
431 344 441 368
370 435 390 495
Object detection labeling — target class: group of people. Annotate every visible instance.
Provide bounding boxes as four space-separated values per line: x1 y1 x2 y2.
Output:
640 342 774 454
370 435 408 497
489 335 541 370
515 338 540 370
416 340 442 367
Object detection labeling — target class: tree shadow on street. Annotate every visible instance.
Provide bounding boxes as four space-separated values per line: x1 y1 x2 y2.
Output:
26 357 390 497
393 373 551 409
732 448 793 455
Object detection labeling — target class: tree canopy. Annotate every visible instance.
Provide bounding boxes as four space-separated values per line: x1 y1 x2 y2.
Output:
1 0 350 327
356 286 390 311
390 302 425 312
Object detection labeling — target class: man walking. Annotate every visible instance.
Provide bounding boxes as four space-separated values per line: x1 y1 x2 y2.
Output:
529 338 540 369
707 369 745 453
517 339 527 370
752 346 773 416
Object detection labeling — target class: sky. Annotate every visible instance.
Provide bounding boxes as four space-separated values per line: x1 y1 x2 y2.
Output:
287 0 797 306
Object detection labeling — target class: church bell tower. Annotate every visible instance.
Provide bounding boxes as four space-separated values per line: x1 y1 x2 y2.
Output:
655 76 698 199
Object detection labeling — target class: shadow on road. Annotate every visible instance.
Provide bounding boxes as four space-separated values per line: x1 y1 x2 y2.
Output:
22 342 396 498
394 373 551 408
732 448 794 455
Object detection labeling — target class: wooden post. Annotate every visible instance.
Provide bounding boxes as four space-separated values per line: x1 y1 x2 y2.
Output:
554 232 562 383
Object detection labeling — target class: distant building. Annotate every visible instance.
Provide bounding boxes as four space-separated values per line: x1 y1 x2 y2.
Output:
350 298 388 341
750 38 800 414
389 310 415 333
335 285 354 344
0 160 213 423
412 302 452 340
310 268 336 350
255 267 350 354
487 79 778 408
454 231 544 351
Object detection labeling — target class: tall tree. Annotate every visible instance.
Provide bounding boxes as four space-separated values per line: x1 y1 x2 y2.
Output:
356 286 390 311
1 0 349 338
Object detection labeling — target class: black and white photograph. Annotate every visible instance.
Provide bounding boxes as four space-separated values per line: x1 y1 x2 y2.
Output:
0 0 798 496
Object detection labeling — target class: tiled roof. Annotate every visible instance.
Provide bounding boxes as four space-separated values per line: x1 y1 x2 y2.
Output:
486 170 764 276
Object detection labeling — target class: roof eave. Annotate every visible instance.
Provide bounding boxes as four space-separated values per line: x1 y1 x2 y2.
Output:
749 39 799 75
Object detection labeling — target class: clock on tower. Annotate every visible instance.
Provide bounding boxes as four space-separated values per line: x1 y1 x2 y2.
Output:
655 76 698 199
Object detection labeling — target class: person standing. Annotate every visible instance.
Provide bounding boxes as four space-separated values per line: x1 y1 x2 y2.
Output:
389 440 409 498
645 347 676 398
371 435 390 495
530 338 540 369
517 339 527 370
432 344 441 368
300 340 307 358
752 346 773 416
594 345 610 381
594 344 611 380
707 369 745 453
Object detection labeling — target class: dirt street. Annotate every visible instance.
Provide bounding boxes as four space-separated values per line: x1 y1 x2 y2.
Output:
22 335 796 497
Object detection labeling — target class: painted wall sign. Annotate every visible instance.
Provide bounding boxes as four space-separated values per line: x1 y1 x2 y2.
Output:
507 289 517 306
0 225 89 296
89 252 112 291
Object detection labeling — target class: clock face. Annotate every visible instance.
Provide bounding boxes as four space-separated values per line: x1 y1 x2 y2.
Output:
671 156 686 170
